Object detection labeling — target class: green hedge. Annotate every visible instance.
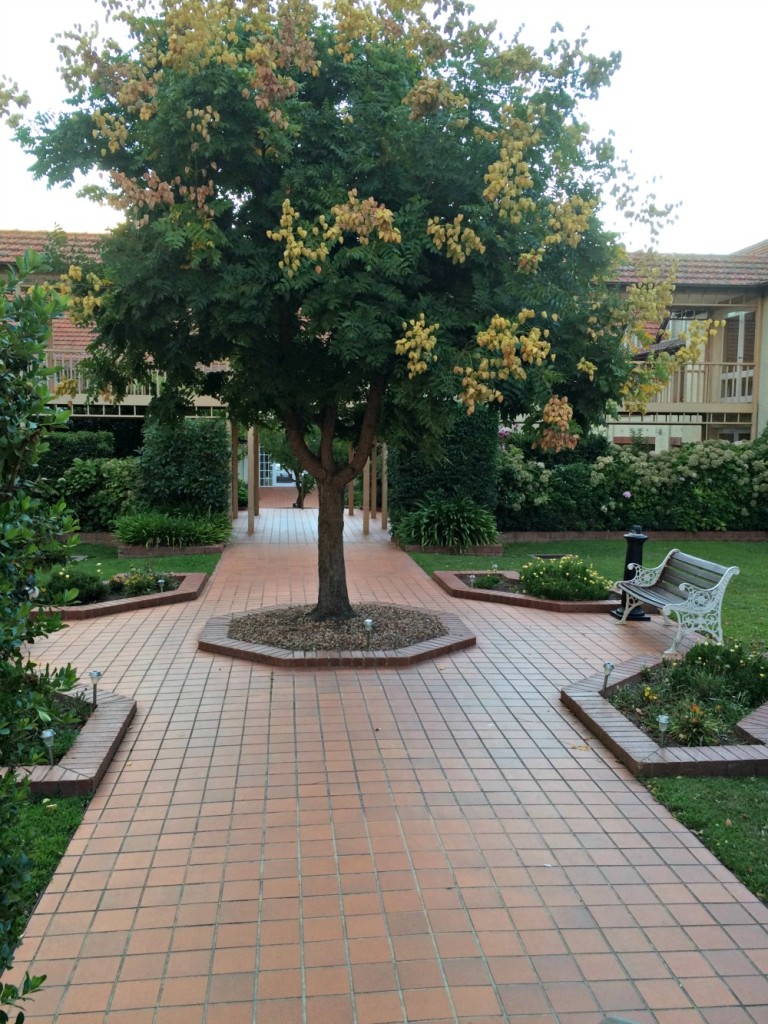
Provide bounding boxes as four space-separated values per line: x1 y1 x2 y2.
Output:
496 436 768 532
38 430 114 480
58 457 139 532
138 419 230 514
389 405 499 515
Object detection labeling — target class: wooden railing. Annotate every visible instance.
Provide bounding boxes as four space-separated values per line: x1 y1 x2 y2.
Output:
645 362 754 407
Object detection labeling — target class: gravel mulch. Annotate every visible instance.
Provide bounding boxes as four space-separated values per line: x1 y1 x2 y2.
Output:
227 603 447 652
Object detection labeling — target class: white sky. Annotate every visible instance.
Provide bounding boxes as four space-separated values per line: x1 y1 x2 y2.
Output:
1 0 766 253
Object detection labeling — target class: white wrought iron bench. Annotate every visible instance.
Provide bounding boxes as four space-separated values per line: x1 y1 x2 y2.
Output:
614 548 739 654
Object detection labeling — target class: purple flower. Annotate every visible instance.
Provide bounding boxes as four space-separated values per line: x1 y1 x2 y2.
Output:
622 490 632 499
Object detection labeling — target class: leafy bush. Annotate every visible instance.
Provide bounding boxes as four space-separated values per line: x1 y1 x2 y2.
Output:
37 430 114 480
57 457 139 531
395 492 497 551
609 640 768 746
519 555 612 600
115 509 231 547
0 775 30 976
495 447 552 531
0 661 82 768
138 419 230 513
43 565 107 605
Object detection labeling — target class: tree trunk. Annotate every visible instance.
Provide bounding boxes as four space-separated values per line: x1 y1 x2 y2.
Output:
313 478 352 619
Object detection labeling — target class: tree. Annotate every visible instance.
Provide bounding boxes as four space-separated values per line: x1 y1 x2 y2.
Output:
19 0 652 618
259 423 317 508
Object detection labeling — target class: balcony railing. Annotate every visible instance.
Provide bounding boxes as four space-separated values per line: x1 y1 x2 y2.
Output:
644 362 754 407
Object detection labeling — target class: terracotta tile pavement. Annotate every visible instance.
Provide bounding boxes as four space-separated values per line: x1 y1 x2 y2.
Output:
8 510 768 1023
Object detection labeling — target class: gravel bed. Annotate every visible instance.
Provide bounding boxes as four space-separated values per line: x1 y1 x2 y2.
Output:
227 603 447 651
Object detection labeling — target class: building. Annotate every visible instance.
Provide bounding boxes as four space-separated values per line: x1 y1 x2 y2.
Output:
608 242 768 450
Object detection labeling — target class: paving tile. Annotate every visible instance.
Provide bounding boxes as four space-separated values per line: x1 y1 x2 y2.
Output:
8 508 768 1022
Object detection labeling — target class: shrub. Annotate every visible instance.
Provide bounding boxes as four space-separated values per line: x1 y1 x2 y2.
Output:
138 419 230 514
57 457 139 531
395 492 497 551
495 447 552 531
37 430 114 480
0 775 30 976
114 509 231 547
519 555 612 601
43 565 107 605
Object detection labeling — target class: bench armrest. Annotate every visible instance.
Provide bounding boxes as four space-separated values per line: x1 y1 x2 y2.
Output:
615 552 677 590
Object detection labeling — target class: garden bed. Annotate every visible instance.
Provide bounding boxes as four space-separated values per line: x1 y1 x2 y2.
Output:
4 690 137 796
47 572 208 619
199 604 476 667
434 569 621 613
118 543 226 558
561 655 768 778
397 541 503 555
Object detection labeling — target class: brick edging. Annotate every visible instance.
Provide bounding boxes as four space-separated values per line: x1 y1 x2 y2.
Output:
560 652 768 777
433 570 621 613
49 573 208 619
118 544 225 558
198 605 476 668
395 541 504 555
5 690 136 796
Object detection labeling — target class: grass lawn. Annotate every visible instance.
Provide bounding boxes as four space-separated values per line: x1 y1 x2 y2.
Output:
11 795 90 958
67 541 222 578
408 538 767 644
408 538 768 900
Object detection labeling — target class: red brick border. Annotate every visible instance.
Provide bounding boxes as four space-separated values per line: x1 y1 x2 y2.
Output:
396 541 504 555
51 573 208 620
7 690 137 796
118 544 225 558
198 605 476 668
560 654 768 777
434 570 621 614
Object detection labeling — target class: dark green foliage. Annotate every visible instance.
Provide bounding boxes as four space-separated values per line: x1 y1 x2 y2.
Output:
0 662 81 768
395 492 498 551
1 969 46 1024
389 405 499 515
69 417 144 459
0 776 30 976
42 565 107 605
36 430 113 480
535 463 608 532
519 555 612 601
114 509 231 547
138 420 230 514
58 457 139 531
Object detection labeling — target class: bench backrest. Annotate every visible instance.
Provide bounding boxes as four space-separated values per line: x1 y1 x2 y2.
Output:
656 551 737 598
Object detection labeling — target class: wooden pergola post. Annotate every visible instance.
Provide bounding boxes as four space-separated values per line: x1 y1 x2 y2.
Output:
347 446 355 515
247 428 259 535
230 419 239 520
380 443 388 531
369 440 377 519
362 457 370 535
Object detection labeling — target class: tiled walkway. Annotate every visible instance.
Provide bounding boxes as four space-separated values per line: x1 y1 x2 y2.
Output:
11 511 768 1024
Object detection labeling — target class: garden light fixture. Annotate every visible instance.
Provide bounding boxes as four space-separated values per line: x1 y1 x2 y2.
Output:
41 728 55 765
657 714 670 747
158 578 166 593
363 618 374 649
468 574 476 588
89 668 102 708
601 661 615 697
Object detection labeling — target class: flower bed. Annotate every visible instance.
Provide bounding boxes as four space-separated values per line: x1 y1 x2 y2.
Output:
49 572 208 619
434 569 620 613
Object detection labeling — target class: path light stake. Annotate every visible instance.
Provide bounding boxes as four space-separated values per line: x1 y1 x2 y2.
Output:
89 668 102 709
41 728 55 766
468 574 476 589
657 714 670 748
158 578 166 593
601 661 615 697
363 618 374 650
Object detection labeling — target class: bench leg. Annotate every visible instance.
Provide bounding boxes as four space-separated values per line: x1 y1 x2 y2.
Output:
616 593 643 624
662 610 685 655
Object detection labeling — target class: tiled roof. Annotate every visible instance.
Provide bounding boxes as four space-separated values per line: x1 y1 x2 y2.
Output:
617 251 768 288
733 238 768 258
51 316 94 353
0 229 104 265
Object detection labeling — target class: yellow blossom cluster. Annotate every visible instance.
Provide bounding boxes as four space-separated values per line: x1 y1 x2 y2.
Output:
426 214 485 264
538 395 579 452
59 265 107 325
186 104 220 144
455 310 553 413
403 77 467 120
329 190 402 246
92 110 130 155
482 109 541 222
266 199 335 276
576 356 597 381
543 195 595 248
395 314 439 378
